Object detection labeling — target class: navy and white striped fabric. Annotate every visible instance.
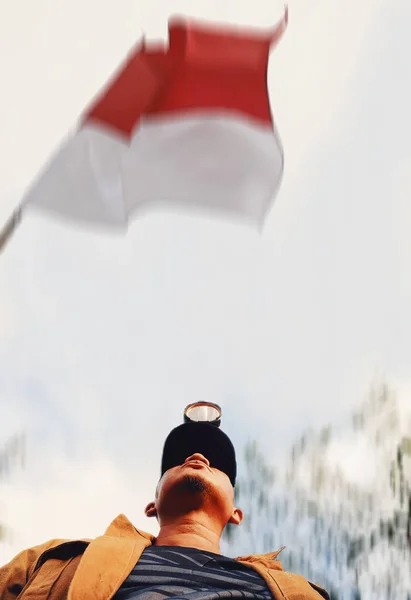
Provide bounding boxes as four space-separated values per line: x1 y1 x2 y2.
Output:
113 545 272 599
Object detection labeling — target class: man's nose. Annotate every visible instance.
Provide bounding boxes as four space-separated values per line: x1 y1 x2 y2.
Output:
184 453 210 467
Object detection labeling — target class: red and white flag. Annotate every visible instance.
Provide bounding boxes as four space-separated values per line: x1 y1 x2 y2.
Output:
1 10 288 250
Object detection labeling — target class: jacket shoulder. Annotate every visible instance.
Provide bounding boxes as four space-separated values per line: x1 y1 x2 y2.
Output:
273 571 330 600
236 552 330 600
0 539 71 600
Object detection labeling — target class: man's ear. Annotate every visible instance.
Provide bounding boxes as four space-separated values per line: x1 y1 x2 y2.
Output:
228 507 243 526
145 501 157 518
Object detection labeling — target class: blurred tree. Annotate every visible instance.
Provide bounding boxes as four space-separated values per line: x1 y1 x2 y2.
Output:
223 382 411 599
0 433 25 546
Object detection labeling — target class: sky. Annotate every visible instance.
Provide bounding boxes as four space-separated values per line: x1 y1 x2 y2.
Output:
0 0 410 564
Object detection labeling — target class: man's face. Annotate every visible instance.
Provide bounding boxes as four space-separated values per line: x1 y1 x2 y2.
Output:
146 453 241 527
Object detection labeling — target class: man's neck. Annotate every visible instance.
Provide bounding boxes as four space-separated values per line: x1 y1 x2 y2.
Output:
154 516 222 554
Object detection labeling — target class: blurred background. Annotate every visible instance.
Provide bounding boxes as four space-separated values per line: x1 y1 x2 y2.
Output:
0 0 410 598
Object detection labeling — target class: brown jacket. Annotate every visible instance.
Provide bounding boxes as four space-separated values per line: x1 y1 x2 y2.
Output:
0 514 329 600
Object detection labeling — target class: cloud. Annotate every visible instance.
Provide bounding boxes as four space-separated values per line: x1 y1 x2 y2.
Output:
1 455 159 564
390 157 411 295
0 281 17 341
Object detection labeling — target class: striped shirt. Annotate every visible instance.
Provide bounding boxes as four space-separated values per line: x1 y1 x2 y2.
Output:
113 545 272 600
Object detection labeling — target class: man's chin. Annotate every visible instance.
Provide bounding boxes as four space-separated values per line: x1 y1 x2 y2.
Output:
158 473 215 517
175 473 209 494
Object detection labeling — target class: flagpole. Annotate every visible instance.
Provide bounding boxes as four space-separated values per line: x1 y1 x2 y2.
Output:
0 207 23 255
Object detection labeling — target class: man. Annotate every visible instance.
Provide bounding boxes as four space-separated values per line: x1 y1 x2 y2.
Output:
0 410 330 599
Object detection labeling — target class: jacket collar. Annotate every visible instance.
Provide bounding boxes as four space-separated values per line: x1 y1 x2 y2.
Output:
104 515 286 559
68 514 154 600
236 547 286 563
104 514 286 563
104 513 155 542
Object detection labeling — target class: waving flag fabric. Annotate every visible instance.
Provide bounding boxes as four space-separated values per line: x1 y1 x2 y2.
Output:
3 10 288 249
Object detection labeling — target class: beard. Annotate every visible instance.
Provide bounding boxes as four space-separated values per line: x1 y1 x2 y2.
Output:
156 472 213 518
174 473 209 495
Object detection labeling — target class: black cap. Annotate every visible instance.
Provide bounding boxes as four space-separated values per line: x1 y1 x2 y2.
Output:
161 422 237 487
